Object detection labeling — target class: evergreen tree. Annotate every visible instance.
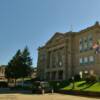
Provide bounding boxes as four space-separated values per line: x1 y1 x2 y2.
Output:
21 46 32 78
5 49 21 85
5 47 32 86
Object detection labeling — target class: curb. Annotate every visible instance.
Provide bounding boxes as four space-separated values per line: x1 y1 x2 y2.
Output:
56 90 100 98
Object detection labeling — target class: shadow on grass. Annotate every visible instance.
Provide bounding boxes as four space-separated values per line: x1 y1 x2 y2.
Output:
77 82 86 87
80 82 96 91
68 81 96 90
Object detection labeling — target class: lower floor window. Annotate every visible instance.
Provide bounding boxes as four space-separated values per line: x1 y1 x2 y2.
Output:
46 72 50 80
79 56 95 65
58 70 63 80
84 57 88 64
89 56 94 63
51 71 56 80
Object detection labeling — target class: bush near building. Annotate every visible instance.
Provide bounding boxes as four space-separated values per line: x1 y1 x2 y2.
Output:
49 80 70 90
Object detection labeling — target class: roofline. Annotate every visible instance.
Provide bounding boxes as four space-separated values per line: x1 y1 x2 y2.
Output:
38 21 100 48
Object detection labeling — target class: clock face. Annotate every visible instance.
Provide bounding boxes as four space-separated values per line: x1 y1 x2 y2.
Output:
59 61 62 66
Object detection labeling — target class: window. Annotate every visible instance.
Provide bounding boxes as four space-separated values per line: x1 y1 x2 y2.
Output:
84 38 88 50
46 72 50 80
89 56 94 63
58 50 63 67
80 56 94 65
79 45 82 51
84 57 88 64
58 70 63 80
51 71 56 80
52 52 56 68
80 38 83 44
88 41 93 49
49 52 52 68
88 34 93 49
79 58 83 65
88 34 92 41
79 38 83 52
55 51 58 66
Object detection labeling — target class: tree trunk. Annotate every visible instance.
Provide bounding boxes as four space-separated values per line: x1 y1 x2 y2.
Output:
15 79 16 87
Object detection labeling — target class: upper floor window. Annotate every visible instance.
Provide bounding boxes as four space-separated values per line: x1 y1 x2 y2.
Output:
52 52 56 68
79 34 93 52
79 38 83 52
79 45 82 52
84 38 88 50
88 34 93 49
58 50 63 67
80 38 83 44
88 34 92 41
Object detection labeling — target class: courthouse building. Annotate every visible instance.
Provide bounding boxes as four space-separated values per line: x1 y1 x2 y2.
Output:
37 22 100 81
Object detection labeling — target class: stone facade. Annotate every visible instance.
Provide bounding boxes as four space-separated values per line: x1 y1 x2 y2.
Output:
37 22 100 81
37 46 46 80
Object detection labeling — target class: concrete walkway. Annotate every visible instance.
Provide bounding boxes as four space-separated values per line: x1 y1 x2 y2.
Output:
0 93 99 100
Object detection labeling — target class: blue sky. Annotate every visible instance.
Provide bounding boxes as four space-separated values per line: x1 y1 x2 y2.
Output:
0 0 100 67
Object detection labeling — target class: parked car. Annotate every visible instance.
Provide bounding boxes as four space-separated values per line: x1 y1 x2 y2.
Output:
0 81 8 88
16 81 32 87
32 81 54 94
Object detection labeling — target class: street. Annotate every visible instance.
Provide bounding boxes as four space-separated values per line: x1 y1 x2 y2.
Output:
0 93 100 100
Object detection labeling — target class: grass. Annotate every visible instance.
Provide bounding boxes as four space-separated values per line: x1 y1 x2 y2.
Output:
62 81 100 92
85 82 100 92
17 77 32 82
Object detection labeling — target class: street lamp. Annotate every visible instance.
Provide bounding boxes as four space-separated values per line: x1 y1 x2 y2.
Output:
72 76 75 89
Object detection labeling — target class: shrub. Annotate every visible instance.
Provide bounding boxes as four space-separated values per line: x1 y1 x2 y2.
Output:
85 74 97 83
74 74 81 81
49 80 70 90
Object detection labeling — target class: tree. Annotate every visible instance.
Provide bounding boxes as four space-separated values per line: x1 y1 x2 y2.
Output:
5 47 32 86
5 49 22 85
20 47 32 80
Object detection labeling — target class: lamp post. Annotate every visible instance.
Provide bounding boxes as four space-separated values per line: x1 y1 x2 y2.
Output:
72 76 75 89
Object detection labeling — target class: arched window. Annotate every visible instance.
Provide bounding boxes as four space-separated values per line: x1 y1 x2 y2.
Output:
84 37 88 50
88 34 93 49
79 38 83 52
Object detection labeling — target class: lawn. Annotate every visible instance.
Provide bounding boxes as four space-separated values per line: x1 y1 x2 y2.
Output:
62 81 100 92
17 77 32 82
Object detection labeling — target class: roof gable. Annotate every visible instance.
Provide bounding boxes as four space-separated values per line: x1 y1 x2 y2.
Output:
46 32 64 46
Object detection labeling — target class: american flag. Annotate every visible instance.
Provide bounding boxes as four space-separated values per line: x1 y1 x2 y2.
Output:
92 41 100 54
92 43 98 49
